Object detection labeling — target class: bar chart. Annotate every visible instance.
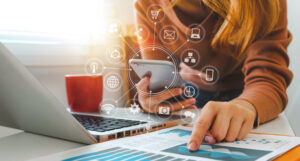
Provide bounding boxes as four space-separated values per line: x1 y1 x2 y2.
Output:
62 147 194 161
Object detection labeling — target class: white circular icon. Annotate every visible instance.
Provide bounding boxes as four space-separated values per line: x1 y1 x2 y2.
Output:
200 65 220 85
101 99 117 115
132 24 150 43
129 103 141 115
183 86 197 98
186 24 206 43
106 20 122 37
85 58 104 75
106 46 123 64
154 101 174 121
105 73 122 91
146 4 165 23
124 99 144 117
107 75 120 89
159 25 179 44
181 48 200 68
180 109 199 124
158 106 171 115
102 104 115 115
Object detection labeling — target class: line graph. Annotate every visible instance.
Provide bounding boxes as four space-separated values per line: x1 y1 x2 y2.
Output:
163 143 271 161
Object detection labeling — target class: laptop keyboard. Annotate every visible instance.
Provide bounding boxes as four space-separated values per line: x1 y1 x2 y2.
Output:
72 114 147 132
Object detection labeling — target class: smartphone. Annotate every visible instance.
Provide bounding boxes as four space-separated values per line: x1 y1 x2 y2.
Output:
129 59 184 93
129 59 191 103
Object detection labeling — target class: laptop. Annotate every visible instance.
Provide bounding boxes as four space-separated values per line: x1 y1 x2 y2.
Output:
0 43 183 144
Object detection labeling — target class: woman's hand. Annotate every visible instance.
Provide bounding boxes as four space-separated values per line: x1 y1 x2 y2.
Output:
187 99 257 151
136 77 197 114
179 62 205 87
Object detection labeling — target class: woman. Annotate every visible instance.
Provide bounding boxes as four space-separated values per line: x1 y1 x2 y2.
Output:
134 0 292 151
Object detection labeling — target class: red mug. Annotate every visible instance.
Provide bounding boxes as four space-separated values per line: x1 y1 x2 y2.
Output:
65 74 103 112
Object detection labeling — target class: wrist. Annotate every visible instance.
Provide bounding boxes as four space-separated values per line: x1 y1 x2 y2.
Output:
232 99 256 114
231 98 258 125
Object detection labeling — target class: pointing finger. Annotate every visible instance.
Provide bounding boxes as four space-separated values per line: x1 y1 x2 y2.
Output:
187 102 218 151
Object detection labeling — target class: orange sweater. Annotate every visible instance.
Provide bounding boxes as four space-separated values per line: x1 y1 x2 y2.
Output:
134 0 293 124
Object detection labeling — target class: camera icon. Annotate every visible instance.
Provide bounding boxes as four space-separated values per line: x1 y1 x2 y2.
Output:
158 106 170 115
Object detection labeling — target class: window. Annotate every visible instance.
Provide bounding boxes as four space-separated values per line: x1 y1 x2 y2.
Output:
0 0 109 65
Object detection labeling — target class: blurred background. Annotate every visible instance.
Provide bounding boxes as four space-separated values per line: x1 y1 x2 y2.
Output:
0 0 138 107
0 0 299 133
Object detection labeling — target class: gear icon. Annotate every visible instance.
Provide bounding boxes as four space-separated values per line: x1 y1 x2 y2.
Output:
129 103 141 115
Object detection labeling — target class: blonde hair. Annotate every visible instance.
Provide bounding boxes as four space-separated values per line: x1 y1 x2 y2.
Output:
173 0 281 58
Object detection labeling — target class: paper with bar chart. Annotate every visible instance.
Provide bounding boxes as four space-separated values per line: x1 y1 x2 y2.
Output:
31 126 300 161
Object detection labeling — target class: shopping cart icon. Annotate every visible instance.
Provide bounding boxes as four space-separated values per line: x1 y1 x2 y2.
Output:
151 9 160 20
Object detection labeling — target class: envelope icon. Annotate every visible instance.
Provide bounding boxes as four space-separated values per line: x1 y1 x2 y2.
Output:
163 30 176 40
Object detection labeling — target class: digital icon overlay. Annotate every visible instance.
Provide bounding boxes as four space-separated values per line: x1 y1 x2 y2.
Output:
107 20 122 36
102 104 115 114
183 86 196 98
184 111 196 119
129 103 141 115
105 73 122 91
181 48 200 67
132 24 150 43
200 65 220 85
158 106 170 115
101 99 118 115
125 100 144 117
151 9 160 20
106 46 123 64
186 24 206 43
190 28 201 39
85 58 104 75
179 109 199 124
147 4 165 23
164 30 176 40
160 25 178 44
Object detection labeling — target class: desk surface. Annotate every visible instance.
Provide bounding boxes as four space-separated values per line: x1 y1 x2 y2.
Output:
0 113 294 161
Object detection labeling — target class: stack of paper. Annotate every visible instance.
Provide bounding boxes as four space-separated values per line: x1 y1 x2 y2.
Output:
31 126 300 161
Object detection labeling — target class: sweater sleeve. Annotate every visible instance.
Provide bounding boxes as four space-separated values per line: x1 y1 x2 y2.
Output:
237 0 293 124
